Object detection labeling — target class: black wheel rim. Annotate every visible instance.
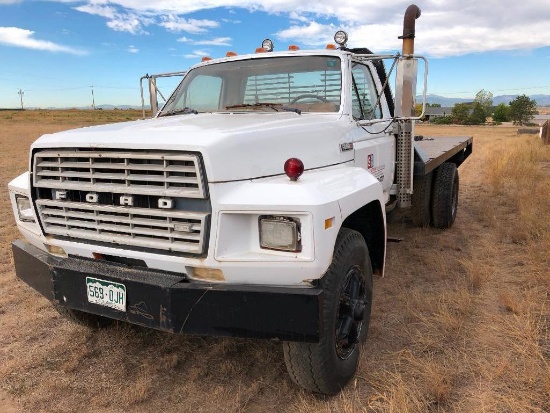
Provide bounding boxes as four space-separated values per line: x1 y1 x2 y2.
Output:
335 265 367 360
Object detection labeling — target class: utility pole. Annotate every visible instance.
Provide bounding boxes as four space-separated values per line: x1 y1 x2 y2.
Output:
90 85 95 110
18 89 24 110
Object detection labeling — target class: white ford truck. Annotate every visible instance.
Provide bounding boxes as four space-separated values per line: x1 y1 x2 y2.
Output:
9 5 472 394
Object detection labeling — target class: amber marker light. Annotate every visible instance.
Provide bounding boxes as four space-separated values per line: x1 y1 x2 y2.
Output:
255 47 267 53
288 45 300 51
226 51 237 57
201 56 212 62
326 44 337 50
284 158 304 181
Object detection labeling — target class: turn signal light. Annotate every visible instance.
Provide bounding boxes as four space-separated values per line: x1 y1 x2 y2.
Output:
45 244 67 257
284 158 304 181
190 267 225 282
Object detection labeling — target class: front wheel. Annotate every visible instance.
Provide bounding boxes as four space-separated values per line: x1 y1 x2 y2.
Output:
283 228 373 394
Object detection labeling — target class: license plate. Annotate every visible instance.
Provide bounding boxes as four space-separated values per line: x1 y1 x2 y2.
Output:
86 277 126 312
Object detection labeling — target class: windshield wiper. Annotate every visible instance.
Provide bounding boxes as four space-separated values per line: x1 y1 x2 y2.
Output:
225 103 279 111
281 106 301 115
161 107 199 117
225 102 301 115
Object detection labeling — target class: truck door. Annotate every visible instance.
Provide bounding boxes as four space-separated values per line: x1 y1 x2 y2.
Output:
350 61 395 201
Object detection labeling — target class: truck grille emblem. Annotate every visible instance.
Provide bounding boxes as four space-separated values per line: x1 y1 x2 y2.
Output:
119 195 134 206
86 193 98 203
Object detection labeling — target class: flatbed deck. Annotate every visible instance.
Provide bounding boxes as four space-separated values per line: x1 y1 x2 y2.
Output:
414 135 473 176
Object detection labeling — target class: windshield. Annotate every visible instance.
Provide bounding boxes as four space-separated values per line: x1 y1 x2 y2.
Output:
159 55 342 116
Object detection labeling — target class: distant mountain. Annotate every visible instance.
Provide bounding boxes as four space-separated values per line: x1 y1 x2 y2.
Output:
422 94 550 107
530 95 550 106
422 94 471 107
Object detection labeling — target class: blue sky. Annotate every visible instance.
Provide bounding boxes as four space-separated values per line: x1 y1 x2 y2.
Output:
1 0 549 108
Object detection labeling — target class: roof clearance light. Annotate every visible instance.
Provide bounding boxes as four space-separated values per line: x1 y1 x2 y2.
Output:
201 56 212 62
334 30 348 46
262 38 274 52
326 44 337 50
288 45 300 51
284 158 304 181
226 51 237 57
255 47 267 53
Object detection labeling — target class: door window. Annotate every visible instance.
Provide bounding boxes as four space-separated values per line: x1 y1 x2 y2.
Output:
351 63 382 120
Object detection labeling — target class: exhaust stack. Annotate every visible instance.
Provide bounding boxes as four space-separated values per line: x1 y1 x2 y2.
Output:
400 4 421 55
395 4 421 208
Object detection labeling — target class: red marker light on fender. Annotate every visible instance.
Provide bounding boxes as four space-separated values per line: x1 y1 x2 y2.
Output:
284 158 304 181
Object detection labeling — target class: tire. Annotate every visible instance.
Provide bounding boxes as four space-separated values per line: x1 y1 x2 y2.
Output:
54 304 114 329
431 162 459 229
411 172 433 227
283 228 373 394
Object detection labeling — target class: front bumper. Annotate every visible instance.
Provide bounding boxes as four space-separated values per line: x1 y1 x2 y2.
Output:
12 240 322 342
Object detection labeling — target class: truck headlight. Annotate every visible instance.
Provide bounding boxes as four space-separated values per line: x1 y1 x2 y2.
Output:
16 195 35 222
259 216 301 252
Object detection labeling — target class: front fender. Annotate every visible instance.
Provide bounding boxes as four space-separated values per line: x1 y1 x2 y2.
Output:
209 164 385 283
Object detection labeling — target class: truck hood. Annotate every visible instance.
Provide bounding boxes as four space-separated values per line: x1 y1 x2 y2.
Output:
32 112 354 182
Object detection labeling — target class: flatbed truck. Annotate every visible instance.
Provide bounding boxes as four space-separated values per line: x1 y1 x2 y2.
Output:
9 4 472 394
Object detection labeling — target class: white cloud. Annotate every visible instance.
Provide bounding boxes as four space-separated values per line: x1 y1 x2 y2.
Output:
68 1 550 56
127 45 139 53
74 4 151 34
288 11 310 23
0 27 87 55
74 4 117 19
276 21 335 46
159 16 219 34
183 49 210 59
106 14 148 34
221 18 241 24
178 36 232 46
197 37 232 46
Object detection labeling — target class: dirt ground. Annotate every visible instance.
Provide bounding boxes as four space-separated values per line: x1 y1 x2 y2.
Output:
0 111 548 412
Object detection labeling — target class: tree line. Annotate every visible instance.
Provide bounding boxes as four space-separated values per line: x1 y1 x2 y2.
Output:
417 91 538 126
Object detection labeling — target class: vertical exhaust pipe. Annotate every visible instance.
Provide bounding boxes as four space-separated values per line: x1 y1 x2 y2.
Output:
400 4 421 55
395 4 421 209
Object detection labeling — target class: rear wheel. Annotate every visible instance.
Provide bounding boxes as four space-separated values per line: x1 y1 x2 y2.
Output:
411 171 433 227
283 228 373 394
431 162 459 229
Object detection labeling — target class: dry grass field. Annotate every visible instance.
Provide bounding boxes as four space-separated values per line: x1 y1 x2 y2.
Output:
0 110 549 412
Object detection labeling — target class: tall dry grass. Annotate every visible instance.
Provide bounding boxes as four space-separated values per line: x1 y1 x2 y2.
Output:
1 118 549 412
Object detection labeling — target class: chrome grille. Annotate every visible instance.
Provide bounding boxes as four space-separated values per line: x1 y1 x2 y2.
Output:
33 150 206 198
36 200 207 253
33 149 209 254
